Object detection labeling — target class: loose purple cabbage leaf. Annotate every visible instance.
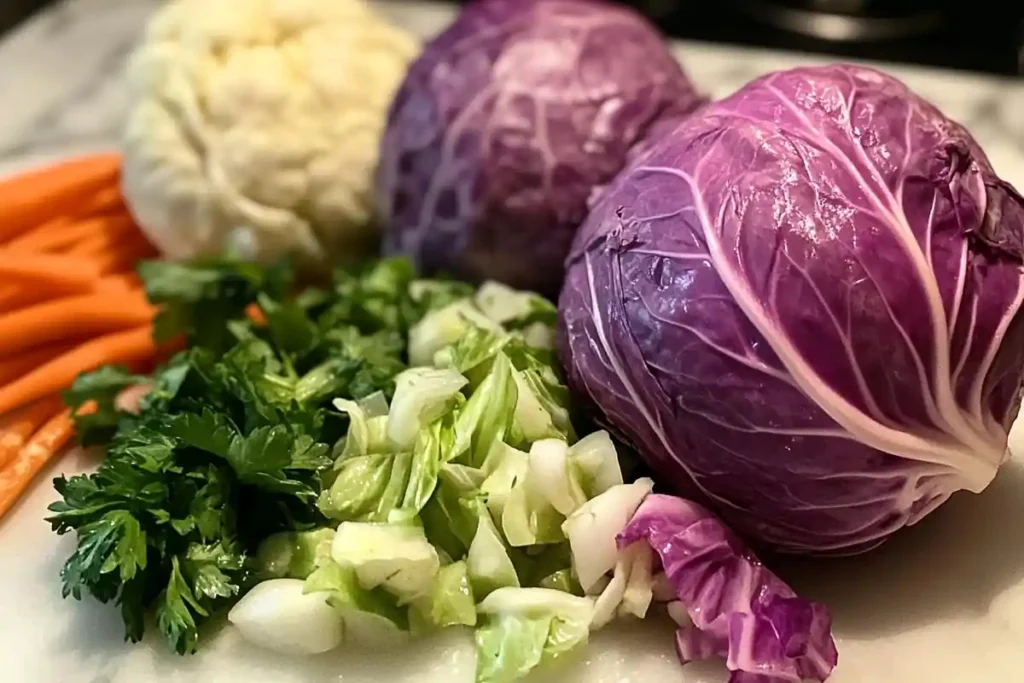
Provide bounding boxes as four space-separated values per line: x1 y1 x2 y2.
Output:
377 0 705 297
618 494 838 683
559 65 1024 554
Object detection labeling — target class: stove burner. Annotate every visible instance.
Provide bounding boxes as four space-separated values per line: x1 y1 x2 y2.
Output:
731 0 948 41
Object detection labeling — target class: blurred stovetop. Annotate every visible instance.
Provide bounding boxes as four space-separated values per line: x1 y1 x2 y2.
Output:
446 0 1022 76
0 0 54 38
5 0 1021 77
624 0 1023 76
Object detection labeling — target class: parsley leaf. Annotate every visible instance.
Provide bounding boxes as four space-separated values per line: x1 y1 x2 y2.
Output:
62 366 147 445
157 556 207 654
49 257 450 655
139 258 291 353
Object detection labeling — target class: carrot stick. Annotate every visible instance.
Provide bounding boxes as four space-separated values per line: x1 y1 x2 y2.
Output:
0 251 102 293
79 185 125 216
85 233 158 273
6 213 136 254
0 288 42 315
0 154 121 243
93 272 144 294
246 303 267 326
0 408 76 519
67 230 139 261
0 326 156 415
0 270 144 314
105 271 143 290
4 216 74 252
0 292 154 356
0 343 82 386
0 396 63 470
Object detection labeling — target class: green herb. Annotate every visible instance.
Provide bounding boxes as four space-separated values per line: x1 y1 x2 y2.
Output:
62 365 147 446
48 257 617 683
47 257 459 654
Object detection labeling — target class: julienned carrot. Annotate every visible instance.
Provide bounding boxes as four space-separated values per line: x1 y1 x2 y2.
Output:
93 272 144 294
0 154 121 243
0 409 75 519
80 184 125 216
0 287 43 315
0 251 103 293
0 269 144 314
6 213 136 254
81 230 158 270
0 291 154 357
0 326 155 416
246 303 268 326
0 396 63 470
0 343 81 386
67 230 139 261
105 271 144 291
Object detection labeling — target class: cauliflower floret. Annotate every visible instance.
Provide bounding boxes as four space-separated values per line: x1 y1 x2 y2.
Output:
122 0 419 268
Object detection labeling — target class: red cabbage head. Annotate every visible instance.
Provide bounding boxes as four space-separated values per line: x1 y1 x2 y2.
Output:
559 65 1024 554
376 0 705 296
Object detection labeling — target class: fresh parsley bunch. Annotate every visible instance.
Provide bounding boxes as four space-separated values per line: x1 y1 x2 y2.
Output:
46 257 469 654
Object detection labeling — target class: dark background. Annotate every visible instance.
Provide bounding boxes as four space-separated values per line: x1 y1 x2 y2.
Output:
620 0 1023 76
3 0 1022 75
1 0 51 37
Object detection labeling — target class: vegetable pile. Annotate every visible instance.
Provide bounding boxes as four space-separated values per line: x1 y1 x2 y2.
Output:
46 256 837 682
377 0 704 296
559 64 1024 555
6 2 1023 683
0 154 164 519
47 257 442 653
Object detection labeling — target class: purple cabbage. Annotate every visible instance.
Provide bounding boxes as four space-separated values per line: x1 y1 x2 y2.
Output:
560 65 1024 554
619 494 838 682
376 0 705 297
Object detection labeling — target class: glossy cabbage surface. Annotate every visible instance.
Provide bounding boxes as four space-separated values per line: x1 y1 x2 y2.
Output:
377 0 704 296
559 65 1024 554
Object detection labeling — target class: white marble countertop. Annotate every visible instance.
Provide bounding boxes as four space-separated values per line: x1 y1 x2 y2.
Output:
0 0 1023 192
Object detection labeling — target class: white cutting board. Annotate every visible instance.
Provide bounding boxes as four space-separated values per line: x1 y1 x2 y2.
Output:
2 424 1024 683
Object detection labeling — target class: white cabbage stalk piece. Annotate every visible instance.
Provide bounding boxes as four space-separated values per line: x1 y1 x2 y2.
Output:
562 478 654 593
228 579 343 655
121 0 419 268
331 522 440 601
407 300 501 367
386 367 467 449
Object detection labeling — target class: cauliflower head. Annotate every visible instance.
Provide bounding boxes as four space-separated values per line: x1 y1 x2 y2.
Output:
122 0 419 267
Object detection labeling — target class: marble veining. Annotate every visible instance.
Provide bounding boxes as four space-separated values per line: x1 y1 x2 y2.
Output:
0 0 1022 189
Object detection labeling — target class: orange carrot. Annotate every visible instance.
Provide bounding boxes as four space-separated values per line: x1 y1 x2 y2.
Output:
0 343 82 386
93 272 144 294
4 215 74 252
246 303 268 326
0 288 42 315
0 396 63 470
0 251 102 293
6 213 136 254
0 409 76 519
115 384 152 415
0 292 154 356
0 269 145 314
106 271 144 291
86 233 159 273
79 185 125 216
0 326 156 415
0 154 121 243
